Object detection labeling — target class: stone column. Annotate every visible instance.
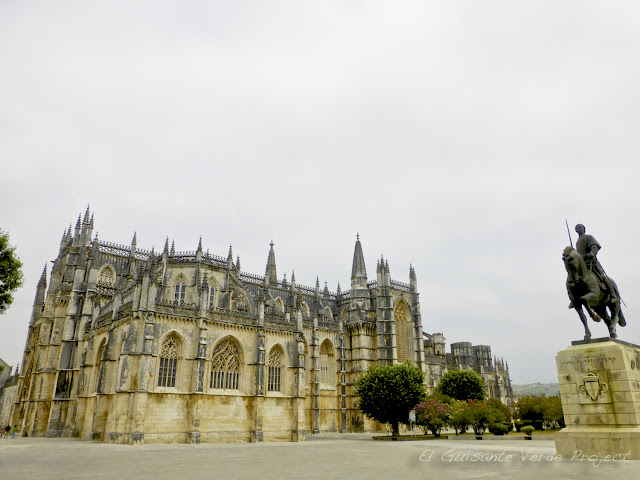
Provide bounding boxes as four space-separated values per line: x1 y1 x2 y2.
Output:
252 299 266 442
339 322 347 433
292 332 307 442
311 315 320 434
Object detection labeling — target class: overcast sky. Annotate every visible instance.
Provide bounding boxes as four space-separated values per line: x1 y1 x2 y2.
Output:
2 1 639 384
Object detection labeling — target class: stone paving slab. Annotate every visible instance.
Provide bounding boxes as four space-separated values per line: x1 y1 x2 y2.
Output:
0 434 637 480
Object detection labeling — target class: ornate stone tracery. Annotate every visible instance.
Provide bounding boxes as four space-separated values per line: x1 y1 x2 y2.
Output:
394 300 410 363
268 348 282 392
211 339 240 390
158 336 179 388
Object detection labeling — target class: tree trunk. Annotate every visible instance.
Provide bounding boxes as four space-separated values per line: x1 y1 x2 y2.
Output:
391 421 400 437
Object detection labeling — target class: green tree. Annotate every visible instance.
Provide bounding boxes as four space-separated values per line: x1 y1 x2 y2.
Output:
449 400 474 435
467 399 511 435
516 394 546 422
0 229 23 314
435 369 486 401
355 361 426 437
543 396 564 428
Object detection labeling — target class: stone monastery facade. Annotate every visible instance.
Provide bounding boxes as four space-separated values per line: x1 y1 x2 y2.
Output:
9 208 513 443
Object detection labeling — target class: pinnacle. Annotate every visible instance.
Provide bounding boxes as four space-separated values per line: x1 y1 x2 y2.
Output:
38 264 47 286
265 240 277 283
351 234 367 280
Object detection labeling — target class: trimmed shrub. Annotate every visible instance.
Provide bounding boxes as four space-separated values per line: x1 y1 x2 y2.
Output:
521 426 535 436
489 423 510 435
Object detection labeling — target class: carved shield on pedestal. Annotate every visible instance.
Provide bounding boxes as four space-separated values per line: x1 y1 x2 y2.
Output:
578 373 609 401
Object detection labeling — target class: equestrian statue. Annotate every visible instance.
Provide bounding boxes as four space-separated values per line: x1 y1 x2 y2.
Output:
563 223 626 340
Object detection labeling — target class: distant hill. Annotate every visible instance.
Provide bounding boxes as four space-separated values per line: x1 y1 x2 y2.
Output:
512 383 559 398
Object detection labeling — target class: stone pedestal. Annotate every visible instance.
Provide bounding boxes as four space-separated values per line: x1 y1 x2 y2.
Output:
555 338 640 459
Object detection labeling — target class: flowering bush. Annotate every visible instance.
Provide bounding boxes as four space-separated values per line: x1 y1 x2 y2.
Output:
414 398 452 436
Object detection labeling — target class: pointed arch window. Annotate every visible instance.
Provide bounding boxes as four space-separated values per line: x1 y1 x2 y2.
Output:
98 266 115 286
320 341 335 387
95 340 107 393
394 301 410 363
174 276 186 304
211 339 240 390
158 336 179 388
268 348 282 392
207 285 216 309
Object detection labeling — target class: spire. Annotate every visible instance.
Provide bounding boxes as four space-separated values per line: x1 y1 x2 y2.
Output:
196 236 203 262
323 281 329 297
86 212 94 241
170 240 175 256
291 270 296 285
236 255 241 273
130 232 137 257
265 240 277 284
351 233 367 280
409 264 416 280
60 227 68 245
80 205 90 238
282 272 288 287
33 264 48 308
336 282 341 296
66 224 72 241
83 205 91 225
74 215 81 235
227 244 233 261
163 237 169 255
38 264 47 288
315 277 320 296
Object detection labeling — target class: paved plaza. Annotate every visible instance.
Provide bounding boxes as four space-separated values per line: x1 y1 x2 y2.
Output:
0 434 637 480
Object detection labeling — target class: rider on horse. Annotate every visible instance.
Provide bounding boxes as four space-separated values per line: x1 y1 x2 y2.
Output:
569 224 619 308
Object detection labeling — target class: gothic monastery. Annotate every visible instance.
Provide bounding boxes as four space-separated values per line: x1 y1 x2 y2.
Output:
5 208 512 443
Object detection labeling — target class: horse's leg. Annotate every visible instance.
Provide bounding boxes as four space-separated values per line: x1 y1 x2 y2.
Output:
618 308 627 328
594 305 616 339
581 300 601 323
608 279 626 327
606 300 619 339
575 306 591 340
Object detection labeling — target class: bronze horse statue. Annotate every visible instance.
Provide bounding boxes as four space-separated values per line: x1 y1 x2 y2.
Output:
563 246 626 339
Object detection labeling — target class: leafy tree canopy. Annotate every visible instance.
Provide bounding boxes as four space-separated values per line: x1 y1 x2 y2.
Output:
355 361 426 436
435 369 486 401
0 229 23 314
516 394 564 426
